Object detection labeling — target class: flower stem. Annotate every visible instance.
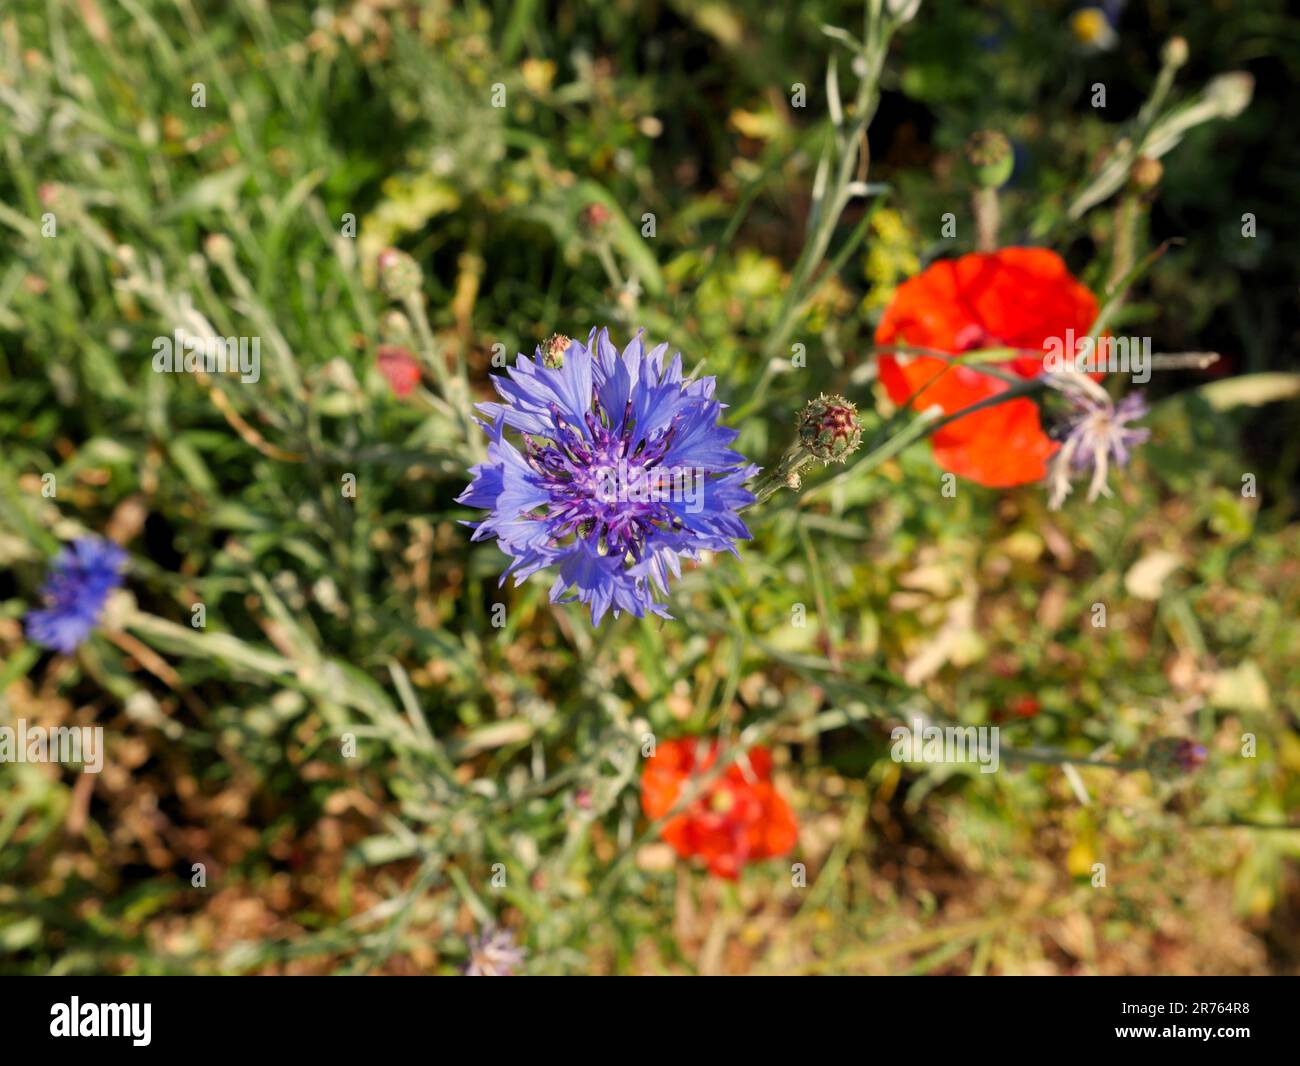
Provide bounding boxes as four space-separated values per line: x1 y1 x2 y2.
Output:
404 294 482 456
972 186 1000 252
750 446 817 505
1002 746 1146 772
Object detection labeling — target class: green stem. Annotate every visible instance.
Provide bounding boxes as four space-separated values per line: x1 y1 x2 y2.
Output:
973 186 999 252
404 295 481 454
1108 191 1138 293
594 240 625 291
1003 746 1145 772
734 15 896 422
751 446 817 505
923 376 1045 438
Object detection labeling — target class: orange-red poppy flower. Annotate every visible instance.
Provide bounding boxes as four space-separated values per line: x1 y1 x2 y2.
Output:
993 694 1042 723
641 738 798 880
874 248 1099 487
377 344 421 397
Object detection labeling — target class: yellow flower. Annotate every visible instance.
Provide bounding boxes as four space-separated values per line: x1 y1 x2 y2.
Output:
521 58 556 95
1070 8 1118 51
862 208 920 314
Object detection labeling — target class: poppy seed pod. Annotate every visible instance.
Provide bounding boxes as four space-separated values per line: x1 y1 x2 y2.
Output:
965 129 1014 189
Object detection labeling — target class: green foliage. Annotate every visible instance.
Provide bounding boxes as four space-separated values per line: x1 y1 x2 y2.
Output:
0 0 1296 975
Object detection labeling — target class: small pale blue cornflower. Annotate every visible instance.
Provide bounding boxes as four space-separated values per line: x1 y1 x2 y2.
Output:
457 328 758 623
464 925 526 976
1046 385 1150 510
25 537 128 653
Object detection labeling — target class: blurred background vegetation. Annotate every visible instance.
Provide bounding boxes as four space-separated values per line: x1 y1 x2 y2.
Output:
1 0 1297 974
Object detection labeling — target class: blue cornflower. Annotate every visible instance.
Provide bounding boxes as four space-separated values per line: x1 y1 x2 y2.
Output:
457 328 758 624
25 537 128 653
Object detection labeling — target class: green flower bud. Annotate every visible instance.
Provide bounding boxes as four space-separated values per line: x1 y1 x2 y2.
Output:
581 203 611 231
1129 156 1163 191
203 233 235 264
1161 36 1189 71
379 309 413 346
1203 72 1254 120
797 394 863 464
377 247 422 301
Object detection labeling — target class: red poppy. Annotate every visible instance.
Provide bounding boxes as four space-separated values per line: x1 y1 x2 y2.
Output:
874 248 1099 487
640 738 798 880
1014 695 1042 718
377 344 421 397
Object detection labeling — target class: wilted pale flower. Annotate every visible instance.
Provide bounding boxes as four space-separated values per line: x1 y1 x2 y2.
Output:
1045 380 1150 510
541 332 570 369
464 926 526 976
25 537 128 653
458 328 757 624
